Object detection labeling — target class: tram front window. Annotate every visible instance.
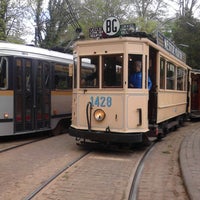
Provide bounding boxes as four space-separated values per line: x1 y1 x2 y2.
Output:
102 54 123 88
0 57 8 89
80 56 99 88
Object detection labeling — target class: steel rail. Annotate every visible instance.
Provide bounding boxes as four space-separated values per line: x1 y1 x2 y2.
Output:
128 140 157 200
23 151 90 200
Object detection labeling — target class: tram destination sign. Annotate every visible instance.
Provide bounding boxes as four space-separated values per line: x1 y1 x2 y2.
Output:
157 32 186 63
89 17 136 38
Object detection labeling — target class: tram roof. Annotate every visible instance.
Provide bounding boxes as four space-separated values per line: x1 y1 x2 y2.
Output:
0 41 73 63
74 35 190 68
191 68 200 74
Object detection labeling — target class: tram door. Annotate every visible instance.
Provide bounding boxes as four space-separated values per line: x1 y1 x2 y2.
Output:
148 47 158 123
191 73 200 110
14 58 51 133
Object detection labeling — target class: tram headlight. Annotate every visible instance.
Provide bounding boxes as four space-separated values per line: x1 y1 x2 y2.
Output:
94 109 106 121
4 113 9 119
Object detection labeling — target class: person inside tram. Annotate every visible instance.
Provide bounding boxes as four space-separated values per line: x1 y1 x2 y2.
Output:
129 60 152 90
81 70 98 87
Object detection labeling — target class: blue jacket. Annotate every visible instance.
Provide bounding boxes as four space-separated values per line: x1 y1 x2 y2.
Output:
130 72 152 90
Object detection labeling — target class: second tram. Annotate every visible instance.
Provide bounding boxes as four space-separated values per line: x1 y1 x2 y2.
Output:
0 42 73 136
69 18 191 144
190 69 200 119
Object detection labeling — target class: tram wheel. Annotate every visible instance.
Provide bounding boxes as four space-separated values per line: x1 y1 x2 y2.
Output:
142 134 151 146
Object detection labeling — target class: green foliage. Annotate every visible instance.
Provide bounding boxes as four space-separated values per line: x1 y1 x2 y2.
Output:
78 0 130 39
134 17 158 33
172 15 200 68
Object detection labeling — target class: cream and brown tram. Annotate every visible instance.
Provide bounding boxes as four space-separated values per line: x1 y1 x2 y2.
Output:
0 42 73 136
69 18 191 144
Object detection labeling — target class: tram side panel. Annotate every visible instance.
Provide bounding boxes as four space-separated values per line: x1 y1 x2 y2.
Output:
157 91 188 123
72 92 124 132
51 91 72 130
0 91 14 135
71 91 149 133
127 92 149 132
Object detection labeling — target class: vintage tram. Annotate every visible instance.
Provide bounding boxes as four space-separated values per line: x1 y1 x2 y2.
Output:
0 42 73 136
69 17 191 144
190 69 200 119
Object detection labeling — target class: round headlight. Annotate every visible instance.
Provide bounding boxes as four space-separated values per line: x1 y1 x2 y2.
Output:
94 109 106 121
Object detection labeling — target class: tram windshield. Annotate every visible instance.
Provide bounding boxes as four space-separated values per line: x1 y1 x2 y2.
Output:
102 54 123 88
80 56 99 88
80 54 123 88
0 57 8 89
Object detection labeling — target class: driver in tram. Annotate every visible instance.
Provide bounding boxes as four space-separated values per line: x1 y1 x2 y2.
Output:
129 60 152 90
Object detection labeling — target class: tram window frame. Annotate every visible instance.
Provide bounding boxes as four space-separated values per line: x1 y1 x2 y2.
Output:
166 62 176 90
177 67 185 91
25 60 32 92
80 56 99 88
73 57 77 88
128 54 143 89
102 54 123 88
0 56 8 89
184 69 187 91
16 58 23 91
160 58 166 89
54 63 72 90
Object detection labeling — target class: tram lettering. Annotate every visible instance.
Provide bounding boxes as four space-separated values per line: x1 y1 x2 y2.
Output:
106 19 117 33
90 96 112 107
100 96 106 107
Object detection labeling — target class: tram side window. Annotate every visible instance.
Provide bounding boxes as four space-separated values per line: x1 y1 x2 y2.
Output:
73 57 77 88
167 62 175 90
184 69 187 91
16 59 23 90
160 59 165 89
177 67 184 90
54 63 72 90
44 63 50 89
102 54 123 88
80 56 99 88
0 57 8 89
25 60 31 91
128 54 143 89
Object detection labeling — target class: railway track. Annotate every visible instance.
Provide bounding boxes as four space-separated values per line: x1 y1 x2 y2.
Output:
24 151 90 200
20 141 157 200
0 127 189 200
0 134 52 153
128 141 156 200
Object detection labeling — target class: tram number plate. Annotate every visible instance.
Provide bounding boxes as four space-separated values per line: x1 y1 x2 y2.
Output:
90 96 112 107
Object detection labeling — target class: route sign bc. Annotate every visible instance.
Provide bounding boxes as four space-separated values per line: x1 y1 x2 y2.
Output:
89 17 136 38
103 17 120 36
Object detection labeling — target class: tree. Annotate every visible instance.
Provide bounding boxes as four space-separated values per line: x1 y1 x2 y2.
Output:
176 0 200 17
78 0 131 38
172 15 200 68
0 0 8 40
0 0 30 43
167 0 200 68
128 0 168 33
28 0 82 50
